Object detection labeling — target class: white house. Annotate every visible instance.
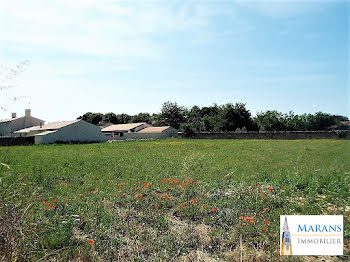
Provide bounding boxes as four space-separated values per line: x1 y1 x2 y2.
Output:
104 125 178 140
0 109 44 137
15 119 107 144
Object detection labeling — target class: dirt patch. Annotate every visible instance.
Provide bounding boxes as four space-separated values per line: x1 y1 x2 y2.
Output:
176 250 218 262
224 244 268 262
194 223 213 246
168 215 189 233
302 256 341 262
168 215 213 247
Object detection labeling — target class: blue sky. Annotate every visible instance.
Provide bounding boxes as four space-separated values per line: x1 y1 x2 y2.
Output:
0 0 348 122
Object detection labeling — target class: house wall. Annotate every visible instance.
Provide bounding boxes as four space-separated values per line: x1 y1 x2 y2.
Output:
34 120 107 144
0 122 11 137
162 127 178 137
10 116 44 133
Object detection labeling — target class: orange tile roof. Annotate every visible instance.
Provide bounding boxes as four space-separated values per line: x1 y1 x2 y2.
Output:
137 126 171 133
101 123 148 132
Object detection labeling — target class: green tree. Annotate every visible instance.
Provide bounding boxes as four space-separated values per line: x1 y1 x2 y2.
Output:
131 112 151 124
103 112 118 124
254 110 286 131
220 103 255 132
78 112 103 125
117 114 131 124
158 101 185 129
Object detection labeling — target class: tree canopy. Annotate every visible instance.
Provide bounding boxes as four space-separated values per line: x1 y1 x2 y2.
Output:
78 101 348 134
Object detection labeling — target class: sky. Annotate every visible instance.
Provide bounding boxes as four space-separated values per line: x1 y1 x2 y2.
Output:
0 0 348 122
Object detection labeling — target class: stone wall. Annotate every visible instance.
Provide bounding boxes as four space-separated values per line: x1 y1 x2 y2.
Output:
0 136 35 146
180 131 350 140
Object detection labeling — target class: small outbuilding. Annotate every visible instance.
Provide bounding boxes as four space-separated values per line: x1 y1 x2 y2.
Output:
15 119 106 144
137 126 178 138
103 124 177 140
101 122 150 138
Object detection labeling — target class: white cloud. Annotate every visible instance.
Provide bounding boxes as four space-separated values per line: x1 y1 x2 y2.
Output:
0 0 233 59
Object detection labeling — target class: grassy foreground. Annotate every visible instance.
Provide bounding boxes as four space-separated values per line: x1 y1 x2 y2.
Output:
0 139 349 261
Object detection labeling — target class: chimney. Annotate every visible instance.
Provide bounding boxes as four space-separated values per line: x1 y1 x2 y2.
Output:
25 109 31 117
11 112 16 118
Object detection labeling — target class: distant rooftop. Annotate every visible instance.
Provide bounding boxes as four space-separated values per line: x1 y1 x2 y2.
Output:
0 117 20 123
14 120 79 133
0 109 43 123
101 122 148 132
138 126 172 133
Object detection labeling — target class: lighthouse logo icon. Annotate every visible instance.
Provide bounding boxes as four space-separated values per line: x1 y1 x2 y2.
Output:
281 216 292 255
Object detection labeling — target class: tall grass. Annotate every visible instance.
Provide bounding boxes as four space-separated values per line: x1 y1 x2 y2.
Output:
0 139 349 261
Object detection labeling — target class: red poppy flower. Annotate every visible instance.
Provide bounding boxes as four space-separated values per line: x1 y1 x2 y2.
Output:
211 207 218 212
264 221 269 225
190 199 198 204
263 227 267 231
242 223 247 226
194 181 198 185
89 239 95 245
268 187 273 192
263 208 269 211
52 199 57 202
239 216 243 219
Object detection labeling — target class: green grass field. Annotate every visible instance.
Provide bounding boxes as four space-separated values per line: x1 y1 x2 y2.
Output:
0 139 349 261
